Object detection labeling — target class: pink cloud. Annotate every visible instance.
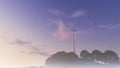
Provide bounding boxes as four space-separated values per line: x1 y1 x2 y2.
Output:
50 19 94 41
52 19 72 40
72 10 86 18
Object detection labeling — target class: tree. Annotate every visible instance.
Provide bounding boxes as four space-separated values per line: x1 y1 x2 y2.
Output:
91 50 105 62
45 51 79 66
104 50 119 64
79 50 96 65
80 50 91 58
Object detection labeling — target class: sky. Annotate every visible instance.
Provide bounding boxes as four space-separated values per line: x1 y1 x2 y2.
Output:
0 0 120 67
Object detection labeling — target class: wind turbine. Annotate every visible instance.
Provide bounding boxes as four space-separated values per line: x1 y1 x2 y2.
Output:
65 24 76 54
70 26 76 54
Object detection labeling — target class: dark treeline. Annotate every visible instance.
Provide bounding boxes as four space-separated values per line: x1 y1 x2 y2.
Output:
45 50 120 66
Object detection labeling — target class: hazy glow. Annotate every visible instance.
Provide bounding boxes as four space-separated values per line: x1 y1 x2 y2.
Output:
0 0 120 67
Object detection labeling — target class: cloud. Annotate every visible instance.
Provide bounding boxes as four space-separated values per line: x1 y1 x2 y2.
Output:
49 9 65 16
98 24 120 29
25 46 50 56
10 38 31 45
9 38 49 56
51 19 72 40
72 10 85 18
29 50 49 56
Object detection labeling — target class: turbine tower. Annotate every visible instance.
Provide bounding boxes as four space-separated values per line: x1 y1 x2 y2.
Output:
70 26 76 54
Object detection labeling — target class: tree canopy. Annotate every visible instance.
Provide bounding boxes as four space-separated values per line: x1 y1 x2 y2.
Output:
45 50 119 66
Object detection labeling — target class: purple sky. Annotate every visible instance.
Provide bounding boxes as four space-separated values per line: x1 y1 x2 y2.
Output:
0 0 120 66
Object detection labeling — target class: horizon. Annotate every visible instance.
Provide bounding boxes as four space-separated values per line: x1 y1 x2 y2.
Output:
0 0 120 67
